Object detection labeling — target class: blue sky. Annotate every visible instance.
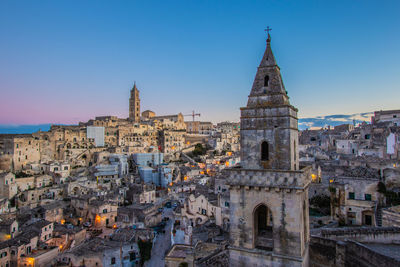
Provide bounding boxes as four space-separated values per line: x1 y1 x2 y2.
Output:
0 0 399 124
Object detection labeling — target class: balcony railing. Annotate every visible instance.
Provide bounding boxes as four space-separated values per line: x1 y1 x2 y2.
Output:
255 229 273 251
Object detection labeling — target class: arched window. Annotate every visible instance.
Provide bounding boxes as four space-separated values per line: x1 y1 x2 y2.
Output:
264 75 269 87
261 141 269 161
254 204 273 250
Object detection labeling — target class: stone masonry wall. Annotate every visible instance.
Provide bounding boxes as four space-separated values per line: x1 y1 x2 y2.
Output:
228 167 311 261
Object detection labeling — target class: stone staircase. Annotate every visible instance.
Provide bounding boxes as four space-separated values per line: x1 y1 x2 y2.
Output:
180 152 197 165
375 204 383 227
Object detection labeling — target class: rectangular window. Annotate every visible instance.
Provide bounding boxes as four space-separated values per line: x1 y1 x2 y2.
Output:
365 194 372 201
349 192 355 199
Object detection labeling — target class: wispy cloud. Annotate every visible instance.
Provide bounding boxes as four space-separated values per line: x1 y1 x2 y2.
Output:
299 112 373 130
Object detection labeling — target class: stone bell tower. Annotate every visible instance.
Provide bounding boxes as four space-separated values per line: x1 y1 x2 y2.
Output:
227 33 312 267
129 82 140 123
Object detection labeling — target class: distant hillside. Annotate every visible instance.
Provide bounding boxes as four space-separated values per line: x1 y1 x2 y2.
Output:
0 124 52 134
298 112 373 130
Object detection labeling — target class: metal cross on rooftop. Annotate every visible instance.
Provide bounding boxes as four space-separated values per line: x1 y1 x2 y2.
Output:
265 26 272 35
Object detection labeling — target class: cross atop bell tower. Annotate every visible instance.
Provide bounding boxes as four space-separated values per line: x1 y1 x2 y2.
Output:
265 26 272 38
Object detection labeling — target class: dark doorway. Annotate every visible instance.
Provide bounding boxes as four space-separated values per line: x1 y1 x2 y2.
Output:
254 204 273 250
365 215 372 225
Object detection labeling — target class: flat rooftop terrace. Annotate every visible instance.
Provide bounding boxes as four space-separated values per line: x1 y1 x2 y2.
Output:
362 243 400 261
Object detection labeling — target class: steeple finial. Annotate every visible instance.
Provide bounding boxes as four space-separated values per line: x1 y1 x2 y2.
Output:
265 26 272 42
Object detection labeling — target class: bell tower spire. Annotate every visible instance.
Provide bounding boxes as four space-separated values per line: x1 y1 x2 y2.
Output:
241 32 299 170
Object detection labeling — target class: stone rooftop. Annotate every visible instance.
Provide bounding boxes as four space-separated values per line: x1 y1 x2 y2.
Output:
109 227 153 242
0 218 16 227
362 243 400 261
68 237 131 256
166 244 192 259
54 223 84 235
25 219 52 229
339 166 380 179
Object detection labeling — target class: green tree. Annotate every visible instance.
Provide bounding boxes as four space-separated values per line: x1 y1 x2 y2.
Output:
192 143 206 156
310 195 331 215
377 182 386 193
138 239 152 265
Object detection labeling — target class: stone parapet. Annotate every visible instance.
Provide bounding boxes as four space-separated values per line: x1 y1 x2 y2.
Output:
241 104 297 117
226 166 311 189
316 226 400 243
382 207 400 227
229 246 306 267
320 226 400 237
345 199 375 208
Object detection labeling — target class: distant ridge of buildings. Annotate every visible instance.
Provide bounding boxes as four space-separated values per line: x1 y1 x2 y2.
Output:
0 112 374 134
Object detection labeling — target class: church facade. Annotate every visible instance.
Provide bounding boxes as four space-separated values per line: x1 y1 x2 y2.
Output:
227 34 312 266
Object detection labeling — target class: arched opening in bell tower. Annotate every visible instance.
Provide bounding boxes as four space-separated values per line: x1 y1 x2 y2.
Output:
261 141 269 161
254 204 273 250
264 75 269 87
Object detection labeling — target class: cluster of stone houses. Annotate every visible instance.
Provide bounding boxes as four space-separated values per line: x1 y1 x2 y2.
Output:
298 110 400 229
